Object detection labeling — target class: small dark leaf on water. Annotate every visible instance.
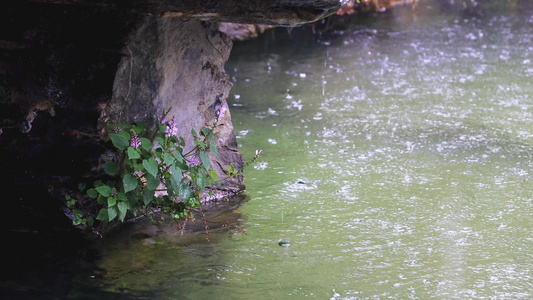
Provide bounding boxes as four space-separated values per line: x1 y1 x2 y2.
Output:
278 240 291 246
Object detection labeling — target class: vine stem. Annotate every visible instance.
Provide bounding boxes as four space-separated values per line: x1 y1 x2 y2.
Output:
198 204 210 241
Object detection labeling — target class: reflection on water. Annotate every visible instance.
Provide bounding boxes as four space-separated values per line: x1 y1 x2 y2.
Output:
72 4 533 299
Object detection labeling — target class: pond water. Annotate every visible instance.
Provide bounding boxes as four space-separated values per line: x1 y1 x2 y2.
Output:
71 4 533 299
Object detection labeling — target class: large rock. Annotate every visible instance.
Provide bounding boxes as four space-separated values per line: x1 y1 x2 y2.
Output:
0 0 345 234
29 0 347 25
99 17 244 198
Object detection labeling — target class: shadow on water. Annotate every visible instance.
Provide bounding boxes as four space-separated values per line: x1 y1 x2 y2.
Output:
66 195 250 299
0 230 87 299
0 194 249 299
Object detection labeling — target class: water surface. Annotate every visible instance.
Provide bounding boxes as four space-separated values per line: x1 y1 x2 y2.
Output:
72 4 533 299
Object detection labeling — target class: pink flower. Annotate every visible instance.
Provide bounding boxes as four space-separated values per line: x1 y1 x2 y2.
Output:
216 101 228 122
187 153 201 167
165 118 178 137
130 133 141 149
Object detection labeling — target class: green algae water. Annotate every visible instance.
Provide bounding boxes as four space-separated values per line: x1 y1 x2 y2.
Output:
70 4 533 299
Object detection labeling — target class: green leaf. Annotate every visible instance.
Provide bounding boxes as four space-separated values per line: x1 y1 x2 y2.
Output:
184 195 199 208
196 173 207 190
169 174 180 194
165 178 175 196
155 147 163 159
178 184 192 201
143 188 154 206
146 174 160 190
175 149 184 163
171 164 182 184
140 138 153 150
135 121 148 131
94 180 104 187
117 202 128 222
102 162 119 176
156 137 165 147
143 158 159 177
119 130 131 141
96 208 108 221
132 162 142 171
185 198 200 208
72 209 83 218
108 197 116 207
123 174 138 193
199 152 210 171
72 209 85 225
209 169 217 180
191 128 197 137
175 159 188 171
163 153 175 165
209 136 218 158
87 188 98 199
110 133 129 150
225 164 237 176
158 122 166 133
201 127 212 137
127 147 141 159
117 192 128 202
131 125 143 134
96 185 112 197
108 206 118 222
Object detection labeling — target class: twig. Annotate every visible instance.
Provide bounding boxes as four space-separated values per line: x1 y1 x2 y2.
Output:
198 205 210 241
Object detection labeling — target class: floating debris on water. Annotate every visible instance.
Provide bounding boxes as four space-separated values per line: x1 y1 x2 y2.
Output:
278 239 291 246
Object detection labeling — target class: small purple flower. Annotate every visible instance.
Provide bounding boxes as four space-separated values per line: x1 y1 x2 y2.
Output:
187 153 201 167
111 188 117 197
165 118 178 138
130 133 141 149
113 125 121 133
216 101 228 122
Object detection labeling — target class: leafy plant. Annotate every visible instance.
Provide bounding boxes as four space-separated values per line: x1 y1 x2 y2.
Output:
68 104 259 231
